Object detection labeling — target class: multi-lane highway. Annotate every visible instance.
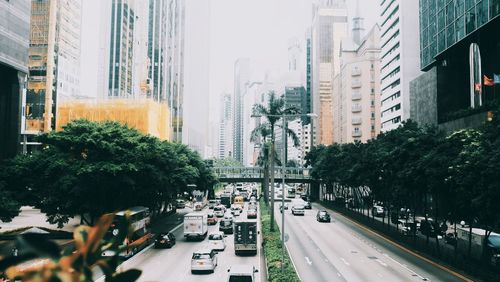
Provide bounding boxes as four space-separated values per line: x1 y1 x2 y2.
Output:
98 204 263 282
277 200 472 282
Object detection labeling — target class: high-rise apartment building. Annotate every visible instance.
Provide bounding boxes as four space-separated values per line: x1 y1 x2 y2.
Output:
233 58 250 163
411 0 500 129
219 93 233 159
379 0 421 132
333 25 381 144
184 0 209 154
107 0 135 98
311 0 348 145
25 0 82 135
0 0 30 159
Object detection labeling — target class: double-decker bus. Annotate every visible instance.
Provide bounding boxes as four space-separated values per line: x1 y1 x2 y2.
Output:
104 206 152 258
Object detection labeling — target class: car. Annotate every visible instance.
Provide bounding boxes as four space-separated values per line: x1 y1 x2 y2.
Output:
316 210 331 222
372 205 385 217
154 232 176 248
445 232 457 246
397 219 415 236
304 201 312 209
176 199 186 209
208 232 226 251
219 216 234 234
231 204 242 215
214 205 225 217
227 265 259 282
247 203 257 211
247 209 257 219
233 208 241 216
191 249 218 274
291 205 305 216
207 213 218 225
279 204 288 213
208 200 217 209
301 195 309 202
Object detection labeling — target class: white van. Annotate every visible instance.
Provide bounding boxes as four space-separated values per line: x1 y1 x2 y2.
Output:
227 265 258 282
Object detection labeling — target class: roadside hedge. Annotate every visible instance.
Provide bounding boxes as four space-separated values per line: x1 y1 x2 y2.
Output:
260 200 300 282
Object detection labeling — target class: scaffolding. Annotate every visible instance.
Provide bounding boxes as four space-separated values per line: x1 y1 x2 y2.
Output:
56 98 171 140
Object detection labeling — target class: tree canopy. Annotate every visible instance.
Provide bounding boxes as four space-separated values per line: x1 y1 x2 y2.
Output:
0 119 216 225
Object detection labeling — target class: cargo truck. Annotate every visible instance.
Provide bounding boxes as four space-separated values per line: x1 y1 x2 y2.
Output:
234 220 258 255
184 212 208 241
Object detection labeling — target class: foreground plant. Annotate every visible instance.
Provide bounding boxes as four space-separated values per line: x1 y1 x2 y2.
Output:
0 213 142 282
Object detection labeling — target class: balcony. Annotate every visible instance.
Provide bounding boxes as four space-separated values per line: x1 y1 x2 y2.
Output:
351 79 362 88
352 130 362 137
352 104 362 113
351 68 361 76
351 91 362 100
352 117 362 125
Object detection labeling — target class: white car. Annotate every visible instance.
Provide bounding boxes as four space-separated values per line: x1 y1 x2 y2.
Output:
214 205 225 217
291 205 305 216
191 249 218 274
231 204 242 215
208 232 226 251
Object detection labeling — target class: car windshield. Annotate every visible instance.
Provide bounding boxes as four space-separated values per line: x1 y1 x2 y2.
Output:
192 253 210 259
319 211 327 215
208 214 214 218
229 276 253 282
214 207 222 211
209 234 222 240
294 205 304 209
221 220 232 226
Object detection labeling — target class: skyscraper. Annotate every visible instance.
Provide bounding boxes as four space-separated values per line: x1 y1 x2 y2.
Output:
311 0 348 145
233 58 250 163
219 93 233 159
25 0 82 135
183 0 209 153
0 0 30 159
107 0 135 98
411 0 500 129
379 0 421 132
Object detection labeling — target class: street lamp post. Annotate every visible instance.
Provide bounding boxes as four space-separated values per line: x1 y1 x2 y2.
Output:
252 112 317 272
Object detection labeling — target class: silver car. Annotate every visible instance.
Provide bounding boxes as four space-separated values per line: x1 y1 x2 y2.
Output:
291 205 305 216
191 249 218 274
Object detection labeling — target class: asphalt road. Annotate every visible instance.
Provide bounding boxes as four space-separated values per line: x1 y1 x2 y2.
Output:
102 204 263 282
276 200 471 282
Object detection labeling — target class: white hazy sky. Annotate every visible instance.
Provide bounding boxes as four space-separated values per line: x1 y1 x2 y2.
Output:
208 0 379 100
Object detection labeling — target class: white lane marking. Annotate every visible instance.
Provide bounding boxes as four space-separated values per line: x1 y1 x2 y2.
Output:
375 259 387 267
383 253 431 281
340 257 350 266
170 222 184 232
337 272 342 277
305 256 312 265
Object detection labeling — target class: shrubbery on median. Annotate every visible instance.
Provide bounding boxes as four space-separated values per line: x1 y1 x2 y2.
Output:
260 200 300 282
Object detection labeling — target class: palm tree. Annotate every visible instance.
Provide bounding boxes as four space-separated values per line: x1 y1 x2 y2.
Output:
251 91 300 231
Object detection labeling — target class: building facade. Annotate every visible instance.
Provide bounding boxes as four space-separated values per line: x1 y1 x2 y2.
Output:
0 0 30 159
25 0 82 135
218 93 233 159
107 0 135 98
412 0 500 128
333 25 381 144
233 58 250 163
311 0 348 145
379 0 421 132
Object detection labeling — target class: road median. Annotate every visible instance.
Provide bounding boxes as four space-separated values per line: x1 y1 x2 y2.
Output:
259 199 300 282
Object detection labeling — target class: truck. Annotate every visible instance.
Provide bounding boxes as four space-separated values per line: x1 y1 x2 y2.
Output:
221 193 232 208
457 227 500 263
184 212 208 241
234 220 258 255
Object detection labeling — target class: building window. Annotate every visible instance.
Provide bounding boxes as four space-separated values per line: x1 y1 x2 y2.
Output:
466 9 476 34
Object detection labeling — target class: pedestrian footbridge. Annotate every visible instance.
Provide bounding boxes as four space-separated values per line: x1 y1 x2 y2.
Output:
212 166 313 183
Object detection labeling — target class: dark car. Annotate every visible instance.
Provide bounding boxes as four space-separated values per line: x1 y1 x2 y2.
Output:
301 195 310 202
154 232 176 248
304 201 312 209
316 210 331 222
445 232 457 246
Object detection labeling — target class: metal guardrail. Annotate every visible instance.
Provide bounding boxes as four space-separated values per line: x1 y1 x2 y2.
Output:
212 166 311 180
